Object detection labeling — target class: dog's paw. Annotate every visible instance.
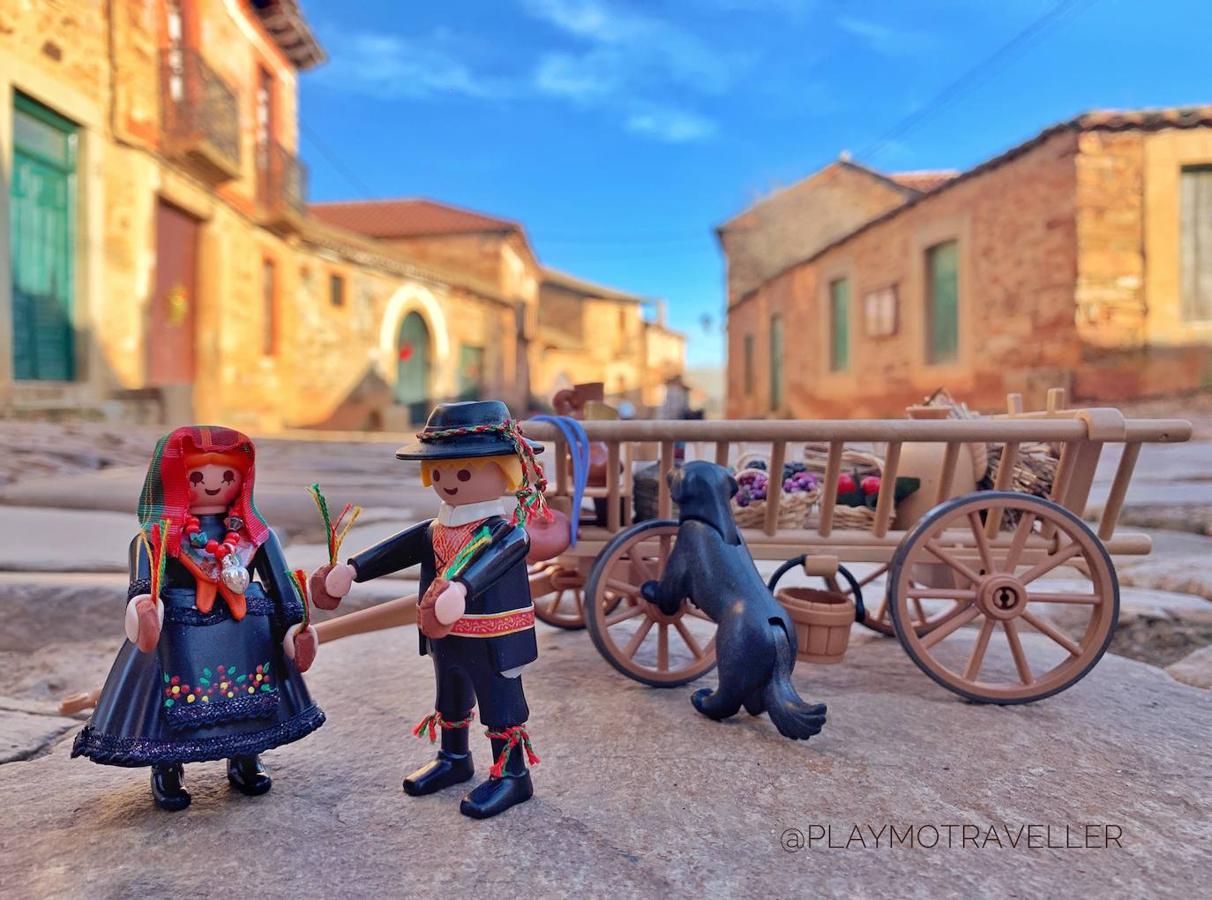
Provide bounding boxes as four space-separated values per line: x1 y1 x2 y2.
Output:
691 688 713 714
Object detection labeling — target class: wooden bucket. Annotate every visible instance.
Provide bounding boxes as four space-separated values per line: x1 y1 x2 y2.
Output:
777 587 855 664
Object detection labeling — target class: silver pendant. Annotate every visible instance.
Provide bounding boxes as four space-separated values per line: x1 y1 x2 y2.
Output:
220 554 250 594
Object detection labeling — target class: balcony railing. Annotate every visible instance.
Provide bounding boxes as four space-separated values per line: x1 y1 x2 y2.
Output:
160 48 241 182
257 140 307 232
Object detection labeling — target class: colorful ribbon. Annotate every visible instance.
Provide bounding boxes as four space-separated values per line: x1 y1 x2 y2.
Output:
307 484 362 566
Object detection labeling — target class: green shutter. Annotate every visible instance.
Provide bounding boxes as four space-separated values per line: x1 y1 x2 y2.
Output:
830 278 850 371
926 241 959 363
458 345 485 401
769 316 783 411
743 333 755 394
10 94 78 381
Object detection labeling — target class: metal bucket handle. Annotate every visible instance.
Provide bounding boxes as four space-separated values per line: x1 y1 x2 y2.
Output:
766 555 866 624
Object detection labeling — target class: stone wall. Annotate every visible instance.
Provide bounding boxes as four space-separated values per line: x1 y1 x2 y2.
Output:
727 131 1082 417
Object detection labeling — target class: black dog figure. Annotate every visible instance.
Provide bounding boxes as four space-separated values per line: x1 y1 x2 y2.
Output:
641 461 827 740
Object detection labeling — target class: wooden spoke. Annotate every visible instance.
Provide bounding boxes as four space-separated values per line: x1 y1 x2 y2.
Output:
1026 591 1101 605
657 623 669 671
1002 619 1034 685
605 603 646 627
920 604 980 649
857 565 889 589
911 597 928 625
963 617 996 681
1021 611 1083 657
1002 511 1036 573
924 540 983 586
630 553 657 584
606 577 644 598
1017 542 1083 585
623 617 654 658
546 593 564 617
905 587 978 600
872 596 890 624
674 618 705 659
967 511 994 574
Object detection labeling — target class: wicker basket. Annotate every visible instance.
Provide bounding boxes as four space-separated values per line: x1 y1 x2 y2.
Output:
802 443 881 531
730 452 821 529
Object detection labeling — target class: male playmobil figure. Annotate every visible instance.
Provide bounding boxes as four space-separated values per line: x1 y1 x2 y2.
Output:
72 426 324 811
314 401 543 819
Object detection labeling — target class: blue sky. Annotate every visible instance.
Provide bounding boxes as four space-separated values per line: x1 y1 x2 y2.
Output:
298 0 1211 368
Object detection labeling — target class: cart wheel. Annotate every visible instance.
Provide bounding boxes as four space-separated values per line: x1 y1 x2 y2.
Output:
531 565 588 630
888 491 1119 704
861 564 959 638
585 520 718 687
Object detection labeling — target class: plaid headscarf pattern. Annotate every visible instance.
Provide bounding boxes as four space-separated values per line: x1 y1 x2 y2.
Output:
137 426 270 557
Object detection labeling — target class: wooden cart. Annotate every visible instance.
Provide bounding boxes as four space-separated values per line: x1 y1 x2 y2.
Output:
522 394 1191 704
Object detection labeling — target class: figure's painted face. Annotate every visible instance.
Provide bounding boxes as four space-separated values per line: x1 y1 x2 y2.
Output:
426 459 508 507
187 463 243 513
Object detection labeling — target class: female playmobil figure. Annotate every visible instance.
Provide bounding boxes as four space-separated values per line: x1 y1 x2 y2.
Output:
313 400 543 820
72 426 324 811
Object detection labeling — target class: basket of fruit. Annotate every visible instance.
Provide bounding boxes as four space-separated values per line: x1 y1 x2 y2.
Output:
731 454 821 529
802 444 920 531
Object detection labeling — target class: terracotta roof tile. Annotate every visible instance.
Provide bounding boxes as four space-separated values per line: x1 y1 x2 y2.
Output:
541 267 646 304
309 198 521 239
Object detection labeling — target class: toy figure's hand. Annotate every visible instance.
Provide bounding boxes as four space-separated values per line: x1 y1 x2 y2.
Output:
434 581 468 626
311 562 355 611
283 622 319 673
125 594 163 653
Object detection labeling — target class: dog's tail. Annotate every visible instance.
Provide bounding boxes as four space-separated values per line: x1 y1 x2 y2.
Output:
763 622 827 740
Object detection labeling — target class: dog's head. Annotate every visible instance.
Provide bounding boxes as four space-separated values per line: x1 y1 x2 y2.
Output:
668 461 740 544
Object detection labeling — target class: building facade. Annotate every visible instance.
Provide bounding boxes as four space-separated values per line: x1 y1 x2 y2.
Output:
2 1 675 430
723 109 1212 418
534 269 686 411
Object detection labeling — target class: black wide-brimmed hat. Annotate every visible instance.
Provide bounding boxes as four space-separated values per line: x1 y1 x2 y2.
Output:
395 400 544 461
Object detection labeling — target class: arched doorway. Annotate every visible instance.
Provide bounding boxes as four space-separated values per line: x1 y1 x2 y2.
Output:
395 311 431 422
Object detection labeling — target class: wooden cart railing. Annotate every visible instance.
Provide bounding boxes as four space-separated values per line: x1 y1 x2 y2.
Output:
522 405 1191 564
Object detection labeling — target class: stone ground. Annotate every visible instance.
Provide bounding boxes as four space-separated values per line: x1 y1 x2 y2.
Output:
0 627 1209 899
0 416 1211 897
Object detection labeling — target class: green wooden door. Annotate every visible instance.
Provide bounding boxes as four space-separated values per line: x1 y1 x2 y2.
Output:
395 311 431 421
769 315 783 411
829 277 850 371
457 345 485 401
10 94 77 381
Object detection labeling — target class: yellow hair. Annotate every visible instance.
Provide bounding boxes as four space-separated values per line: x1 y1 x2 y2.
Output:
421 454 523 491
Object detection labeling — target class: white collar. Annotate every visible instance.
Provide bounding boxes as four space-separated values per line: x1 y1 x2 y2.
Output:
437 498 508 527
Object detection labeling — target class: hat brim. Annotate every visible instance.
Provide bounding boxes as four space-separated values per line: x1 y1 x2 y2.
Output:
395 437 544 461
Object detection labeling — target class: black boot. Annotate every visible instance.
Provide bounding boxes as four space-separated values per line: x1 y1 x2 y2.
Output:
151 763 191 812
404 719 474 796
227 755 272 796
460 734 533 819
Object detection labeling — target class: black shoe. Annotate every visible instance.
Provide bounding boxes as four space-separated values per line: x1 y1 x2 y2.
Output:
151 763 191 812
459 772 533 819
403 751 474 796
227 756 272 796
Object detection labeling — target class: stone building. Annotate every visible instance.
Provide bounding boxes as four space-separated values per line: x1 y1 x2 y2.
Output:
723 108 1212 418
1 0 675 430
534 268 685 411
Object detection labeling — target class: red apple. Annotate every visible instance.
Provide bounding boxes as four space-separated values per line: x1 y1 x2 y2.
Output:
861 475 881 495
837 473 857 494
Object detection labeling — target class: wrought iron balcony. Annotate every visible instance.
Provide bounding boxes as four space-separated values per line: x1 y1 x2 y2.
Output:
256 140 308 232
160 48 241 182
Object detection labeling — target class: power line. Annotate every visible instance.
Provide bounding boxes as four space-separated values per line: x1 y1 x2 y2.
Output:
298 119 377 198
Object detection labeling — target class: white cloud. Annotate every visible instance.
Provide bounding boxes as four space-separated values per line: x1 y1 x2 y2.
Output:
837 15 935 57
312 29 509 100
626 108 719 143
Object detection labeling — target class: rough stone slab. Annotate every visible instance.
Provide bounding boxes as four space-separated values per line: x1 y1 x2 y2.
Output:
0 507 132 573
1167 644 1212 689
0 626 1208 898
0 708 77 763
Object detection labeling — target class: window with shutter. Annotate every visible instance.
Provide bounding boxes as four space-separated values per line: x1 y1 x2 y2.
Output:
830 278 850 371
1180 165 1212 322
926 240 959 364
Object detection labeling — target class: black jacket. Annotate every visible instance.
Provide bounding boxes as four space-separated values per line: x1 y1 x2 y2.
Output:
349 516 536 673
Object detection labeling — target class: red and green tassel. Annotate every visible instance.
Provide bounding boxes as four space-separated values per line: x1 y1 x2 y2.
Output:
307 483 362 566
412 710 475 742
289 568 311 629
138 517 171 608
486 724 540 778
